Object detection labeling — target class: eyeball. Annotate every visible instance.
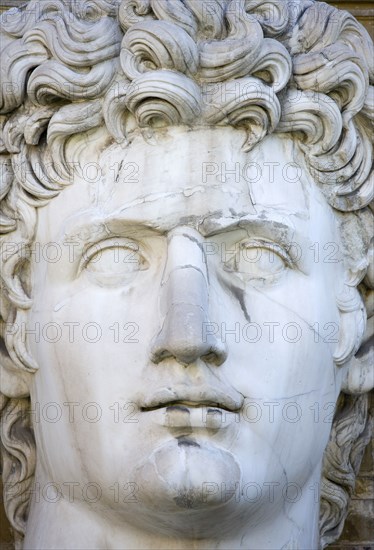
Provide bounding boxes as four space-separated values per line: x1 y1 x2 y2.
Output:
224 239 291 283
82 238 149 286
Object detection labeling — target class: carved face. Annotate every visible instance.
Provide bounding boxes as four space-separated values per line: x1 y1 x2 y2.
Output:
27 127 346 537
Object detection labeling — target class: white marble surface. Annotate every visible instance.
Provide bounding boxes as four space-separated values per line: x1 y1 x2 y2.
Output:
0 1 373 548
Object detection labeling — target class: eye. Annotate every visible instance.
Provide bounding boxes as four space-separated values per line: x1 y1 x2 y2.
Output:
223 239 292 282
81 238 148 286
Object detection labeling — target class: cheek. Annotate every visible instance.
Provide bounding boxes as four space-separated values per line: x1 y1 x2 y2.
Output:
28 277 168 408
218 289 342 421
227 334 339 405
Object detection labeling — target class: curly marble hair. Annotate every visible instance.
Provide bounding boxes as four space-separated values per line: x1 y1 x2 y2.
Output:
0 0 373 547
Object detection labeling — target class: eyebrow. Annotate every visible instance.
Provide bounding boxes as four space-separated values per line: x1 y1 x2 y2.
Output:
61 212 308 248
62 219 163 248
200 215 300 240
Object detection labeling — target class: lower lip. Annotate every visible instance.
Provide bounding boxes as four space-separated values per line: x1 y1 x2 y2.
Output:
142 405 239 430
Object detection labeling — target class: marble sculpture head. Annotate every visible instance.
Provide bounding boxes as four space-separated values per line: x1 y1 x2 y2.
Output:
0 0 373 549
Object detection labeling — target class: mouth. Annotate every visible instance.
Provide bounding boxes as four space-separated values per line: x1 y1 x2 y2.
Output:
140 388 243 414
141 400 239 413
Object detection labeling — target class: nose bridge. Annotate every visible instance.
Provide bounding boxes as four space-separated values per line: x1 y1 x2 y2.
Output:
161 227 208 315
151 227 226 366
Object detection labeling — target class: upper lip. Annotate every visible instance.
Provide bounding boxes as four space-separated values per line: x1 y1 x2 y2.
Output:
141 387 243 413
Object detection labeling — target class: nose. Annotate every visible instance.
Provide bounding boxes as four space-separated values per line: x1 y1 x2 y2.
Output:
150 227 227 366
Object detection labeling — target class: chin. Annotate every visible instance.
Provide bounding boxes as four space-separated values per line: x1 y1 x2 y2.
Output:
114 437 247 537
133 437 241 509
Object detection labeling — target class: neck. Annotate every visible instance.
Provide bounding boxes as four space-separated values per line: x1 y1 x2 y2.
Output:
23 470 321 549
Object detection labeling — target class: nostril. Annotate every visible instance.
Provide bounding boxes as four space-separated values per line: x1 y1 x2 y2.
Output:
150 346 202 366
150 303 227 366
202 347 227 367
150 348 171 365
151 346 225 367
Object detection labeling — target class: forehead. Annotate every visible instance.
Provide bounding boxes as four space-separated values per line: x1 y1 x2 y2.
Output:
97 127 307 219
37 127 336 243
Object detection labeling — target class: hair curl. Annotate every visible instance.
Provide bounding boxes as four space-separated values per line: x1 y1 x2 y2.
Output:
0 0 373 545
